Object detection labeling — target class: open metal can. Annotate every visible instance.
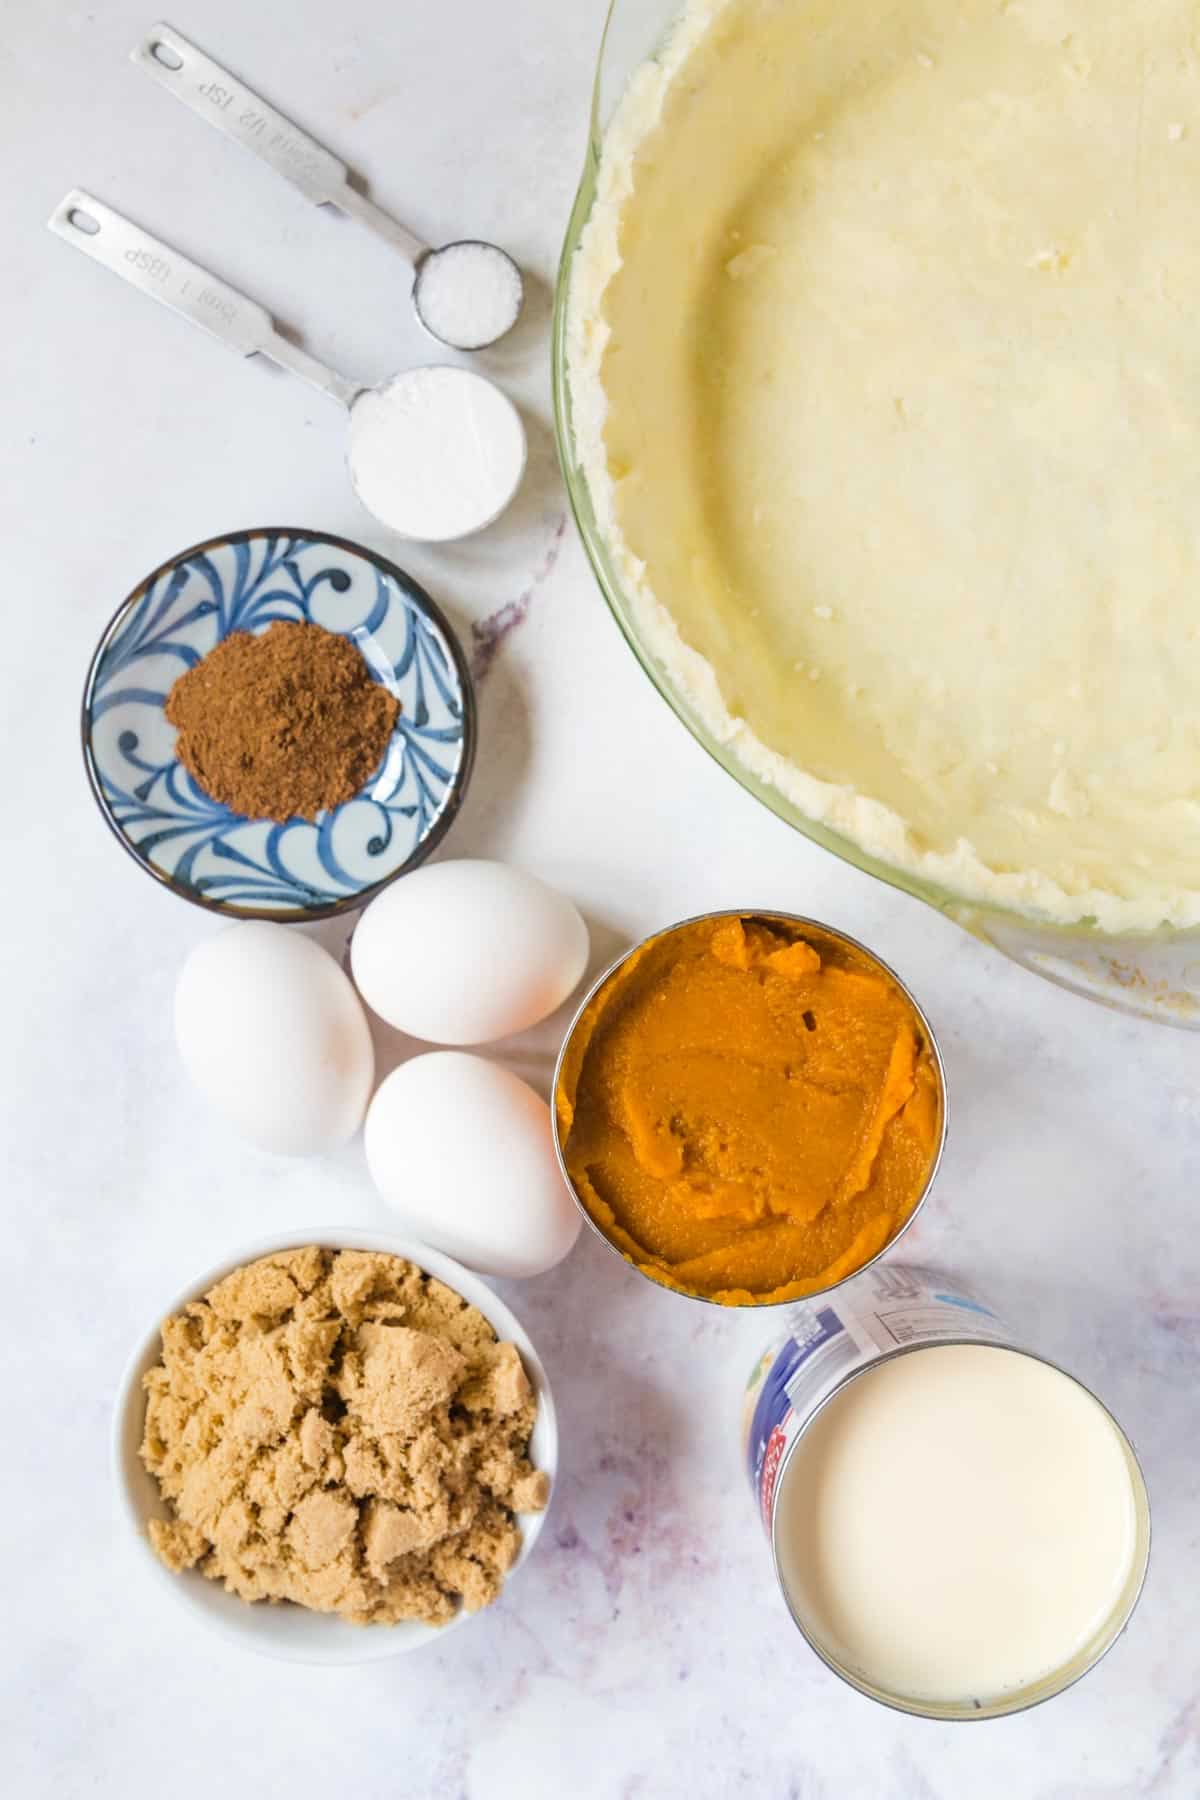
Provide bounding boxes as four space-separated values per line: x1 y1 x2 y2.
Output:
742 1262 1151 1719
552 909 947 1307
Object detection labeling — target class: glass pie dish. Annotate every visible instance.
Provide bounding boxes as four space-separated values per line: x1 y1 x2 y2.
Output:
552 0 1200 1030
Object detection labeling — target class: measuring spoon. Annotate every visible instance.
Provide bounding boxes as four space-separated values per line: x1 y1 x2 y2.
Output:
48 190 526 542
132 23 524 351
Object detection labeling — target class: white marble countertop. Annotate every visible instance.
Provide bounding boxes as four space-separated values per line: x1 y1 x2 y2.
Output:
5 0 1198 1793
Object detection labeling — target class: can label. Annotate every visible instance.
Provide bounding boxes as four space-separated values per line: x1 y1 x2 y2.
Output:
742 1262 1013 1534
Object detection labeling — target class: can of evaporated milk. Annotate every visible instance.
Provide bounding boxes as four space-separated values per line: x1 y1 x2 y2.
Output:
742 1263 1151 1721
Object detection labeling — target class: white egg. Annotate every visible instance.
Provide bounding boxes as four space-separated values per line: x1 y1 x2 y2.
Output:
351 859 589 1045
364 1052 581 1278
175 922 374 1155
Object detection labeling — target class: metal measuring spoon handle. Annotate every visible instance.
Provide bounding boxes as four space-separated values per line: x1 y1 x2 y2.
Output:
132 24 428 268
47 189 362 410
132 25 523 349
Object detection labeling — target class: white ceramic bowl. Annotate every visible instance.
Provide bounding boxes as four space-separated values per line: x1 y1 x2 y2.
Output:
112 1227 558 1665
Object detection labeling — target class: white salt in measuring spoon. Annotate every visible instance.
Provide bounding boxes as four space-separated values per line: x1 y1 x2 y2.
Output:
48 191 526 542
132 23 525 352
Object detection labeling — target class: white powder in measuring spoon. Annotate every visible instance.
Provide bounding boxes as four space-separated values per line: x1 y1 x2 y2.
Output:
413 242 525 350
348 365 527 542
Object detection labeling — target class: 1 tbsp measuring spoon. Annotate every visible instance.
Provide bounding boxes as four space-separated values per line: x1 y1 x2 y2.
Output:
132 23 524 352
48 190 527 542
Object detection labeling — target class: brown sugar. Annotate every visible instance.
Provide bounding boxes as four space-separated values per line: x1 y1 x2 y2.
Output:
164 619 400 822
141 1248 549 1626
555 915 942 1305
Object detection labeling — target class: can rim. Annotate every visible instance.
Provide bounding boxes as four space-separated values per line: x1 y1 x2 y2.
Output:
766 1336 1153 1721
550 907 949 1308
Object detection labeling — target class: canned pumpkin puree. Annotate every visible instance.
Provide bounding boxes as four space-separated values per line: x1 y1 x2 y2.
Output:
743 1264 1151 1719
553 911 946 1306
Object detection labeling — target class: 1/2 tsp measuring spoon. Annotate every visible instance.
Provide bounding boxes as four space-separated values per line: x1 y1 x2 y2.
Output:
48 190 527 542
131 23 525 352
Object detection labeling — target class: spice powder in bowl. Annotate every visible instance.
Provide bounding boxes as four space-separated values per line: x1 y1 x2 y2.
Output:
164 619 399 822
555 913 945 1306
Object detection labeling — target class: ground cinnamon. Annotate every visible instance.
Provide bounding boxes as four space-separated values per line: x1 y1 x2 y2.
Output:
165 619 400 822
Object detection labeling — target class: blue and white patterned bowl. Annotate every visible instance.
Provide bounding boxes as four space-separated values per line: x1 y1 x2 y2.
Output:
83 529 475 920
